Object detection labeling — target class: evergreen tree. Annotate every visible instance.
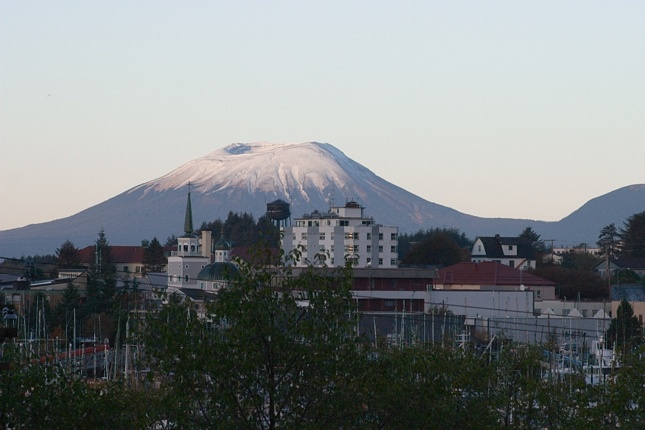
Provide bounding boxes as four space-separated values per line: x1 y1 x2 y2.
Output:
53 283 83 341
620 211 645 258
400 233 465 267
518 226 546 253
143 237 166 273
606 298 642 354
164 234 178 247
86 229 117 315
55 240 81 268
597 223 620 258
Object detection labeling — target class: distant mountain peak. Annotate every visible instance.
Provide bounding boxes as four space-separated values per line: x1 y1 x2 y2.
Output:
137 142 357 202
1 141 643 257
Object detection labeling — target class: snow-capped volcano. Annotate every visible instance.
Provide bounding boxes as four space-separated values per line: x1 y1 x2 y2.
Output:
138 142 363 203
2 141 644 257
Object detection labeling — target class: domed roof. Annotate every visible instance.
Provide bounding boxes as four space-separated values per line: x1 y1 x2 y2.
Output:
196 262 239 281
214 237 233 250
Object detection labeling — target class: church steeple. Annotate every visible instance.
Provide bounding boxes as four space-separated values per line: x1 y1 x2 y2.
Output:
184 184 194 235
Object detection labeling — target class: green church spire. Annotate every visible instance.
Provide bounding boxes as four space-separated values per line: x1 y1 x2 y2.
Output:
184 184 193 235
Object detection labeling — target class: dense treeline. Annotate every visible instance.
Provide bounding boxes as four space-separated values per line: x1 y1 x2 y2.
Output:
2 252 644 429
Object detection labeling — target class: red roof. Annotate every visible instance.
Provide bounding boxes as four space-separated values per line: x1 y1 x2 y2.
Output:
437 262 555 287
79 246 146 264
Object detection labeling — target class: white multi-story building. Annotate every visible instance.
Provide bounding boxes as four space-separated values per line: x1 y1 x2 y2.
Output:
281 201 398 268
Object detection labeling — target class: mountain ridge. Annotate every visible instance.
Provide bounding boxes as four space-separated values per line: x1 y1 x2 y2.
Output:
1 142 643 257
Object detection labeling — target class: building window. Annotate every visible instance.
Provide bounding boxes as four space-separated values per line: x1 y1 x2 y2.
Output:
135 266 141 273
582 309 588 317
367 245 371 253
379 233 383 240
185 275 189 282
390 259 396 266
319 245 325 252
367 232 371 240
367 257 371 264
379 245 383 252
320 232 325 240
391 233 397 240
536 290 541 299
508 260 515 268
191 245 195 251
331 245 334 252
340 220 349 226
378 258 383 265
301 232 307 240
384 300 395 307
508 245 513 251
123 266 129 272
391 245 397 253
331 233 335 240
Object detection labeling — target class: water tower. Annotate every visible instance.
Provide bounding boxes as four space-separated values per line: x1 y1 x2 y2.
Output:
266 199 291 228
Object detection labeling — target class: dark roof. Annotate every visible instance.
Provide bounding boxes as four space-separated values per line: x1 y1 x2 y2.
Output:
214 237 233 250
79 246 146 264
614 257 645 270
474 236 536 260
196 262 239 281
138 272 168 290
611 284 645 302
437 262 555 287
178 288 217 301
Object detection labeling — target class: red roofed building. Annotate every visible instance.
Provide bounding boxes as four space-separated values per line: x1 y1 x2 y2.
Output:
436 261 556 301
79 245 150 278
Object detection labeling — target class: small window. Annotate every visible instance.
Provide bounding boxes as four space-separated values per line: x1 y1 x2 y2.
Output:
391 246 397 253
379 245 383 252
301 232 308 240
320 232 325 240
390 259 396 266
379 233 384 241
123 266 129 272
367 232 372 240
378 258 383 265
509 245 513 251
367 245 372 253
391 233 396 240
185 275 189 282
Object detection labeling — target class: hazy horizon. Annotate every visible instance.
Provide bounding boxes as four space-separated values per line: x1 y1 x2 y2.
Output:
2 1 644 231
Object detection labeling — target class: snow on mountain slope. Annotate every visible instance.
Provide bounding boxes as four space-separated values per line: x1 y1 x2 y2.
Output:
135 142 360 204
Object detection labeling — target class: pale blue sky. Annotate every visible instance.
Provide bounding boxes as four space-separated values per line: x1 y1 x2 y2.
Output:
1 1 644 231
